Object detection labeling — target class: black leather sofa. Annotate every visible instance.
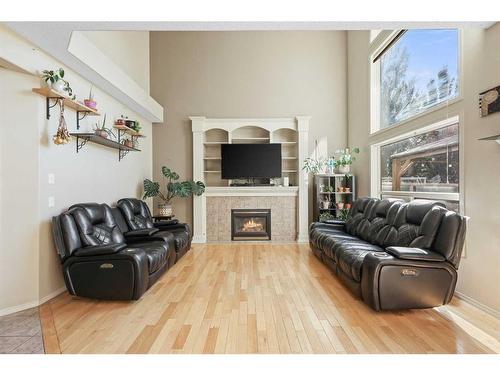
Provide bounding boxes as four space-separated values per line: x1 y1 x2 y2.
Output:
116 198 191 262
52 201 192 300
309 197 467 311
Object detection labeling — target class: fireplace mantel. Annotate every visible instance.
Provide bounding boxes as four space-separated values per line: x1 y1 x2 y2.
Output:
191 116 310 243
205 186 298 197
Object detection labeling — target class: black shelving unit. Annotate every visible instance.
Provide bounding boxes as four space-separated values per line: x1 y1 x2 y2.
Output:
70 133 140 161
313 174 356 222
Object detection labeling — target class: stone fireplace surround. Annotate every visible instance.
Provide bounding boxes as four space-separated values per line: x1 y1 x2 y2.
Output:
206 195 297 242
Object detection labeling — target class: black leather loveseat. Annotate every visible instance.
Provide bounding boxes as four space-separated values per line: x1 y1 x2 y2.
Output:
309 197 467 311
52 200 192 300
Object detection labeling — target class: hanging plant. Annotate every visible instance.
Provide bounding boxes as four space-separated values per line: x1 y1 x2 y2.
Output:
52 101 71 145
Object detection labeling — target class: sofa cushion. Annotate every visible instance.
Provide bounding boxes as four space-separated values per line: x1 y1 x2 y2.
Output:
128 241 171 274
336 242 384 282
345 197 371 235
379 201 445 249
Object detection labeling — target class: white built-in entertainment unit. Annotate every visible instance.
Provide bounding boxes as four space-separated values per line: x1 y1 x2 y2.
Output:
191 116 310 243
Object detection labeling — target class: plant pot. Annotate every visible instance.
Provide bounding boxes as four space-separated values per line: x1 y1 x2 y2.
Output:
337 186 344 192
84 99 97 109
337 202 345 210
338 164 350 174
95 130 108 138
51 80 66 95
158 203 173 217
122 140 134 148
125 120 136 128
345 187 351 193
345 203 352 210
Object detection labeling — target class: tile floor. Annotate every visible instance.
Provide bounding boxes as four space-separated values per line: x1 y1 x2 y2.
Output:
0 307 45 354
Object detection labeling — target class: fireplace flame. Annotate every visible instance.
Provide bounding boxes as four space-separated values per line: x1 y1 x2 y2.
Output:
242 218 264 232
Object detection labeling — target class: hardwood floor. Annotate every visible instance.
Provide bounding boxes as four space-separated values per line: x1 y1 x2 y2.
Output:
40 243 500 354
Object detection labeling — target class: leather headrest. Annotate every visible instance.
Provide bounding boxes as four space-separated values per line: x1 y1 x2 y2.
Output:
355 197 371 213
376 198 404 217
69 202 108 224
406 199 445 225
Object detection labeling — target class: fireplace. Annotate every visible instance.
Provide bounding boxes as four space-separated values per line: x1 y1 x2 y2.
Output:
231 209 271 241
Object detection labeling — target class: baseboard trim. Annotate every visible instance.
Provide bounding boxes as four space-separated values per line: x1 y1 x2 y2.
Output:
454 291 500 320
39 287 67 305
0 286 66 317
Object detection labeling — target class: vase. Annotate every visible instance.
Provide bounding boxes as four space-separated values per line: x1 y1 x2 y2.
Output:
158 203 173 217
51 80 66 95
338 165 350 174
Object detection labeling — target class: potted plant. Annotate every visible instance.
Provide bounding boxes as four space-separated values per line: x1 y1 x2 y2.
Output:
94 114 114 139
122 138 135 148
338 208 350 221
84 85 97 109
321 197 331 209
319 212 335 222
303 157 327 175
337 202 345 210
335 147 360 174
143 166 206 217
345 203 352 210
41 68 76 99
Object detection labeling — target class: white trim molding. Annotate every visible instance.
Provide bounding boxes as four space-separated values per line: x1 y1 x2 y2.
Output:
0 286 66 317
455 292 500 320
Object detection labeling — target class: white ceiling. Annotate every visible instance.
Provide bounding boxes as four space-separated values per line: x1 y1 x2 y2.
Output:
4 21 496 122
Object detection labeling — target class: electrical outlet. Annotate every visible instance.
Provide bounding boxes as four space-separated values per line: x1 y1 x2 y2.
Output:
48 173 55 184
48 196 55 208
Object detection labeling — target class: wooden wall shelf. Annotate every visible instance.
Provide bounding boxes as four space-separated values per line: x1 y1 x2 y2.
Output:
113 124 145 138
33 88 100 129
70 132 140 161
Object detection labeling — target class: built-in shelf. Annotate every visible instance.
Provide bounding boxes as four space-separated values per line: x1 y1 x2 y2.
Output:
33 87 100 129
283 170 298 173
113 124 145 138
204 170 221 173
319 192 354 195
282 156 298 160
232 137 270 141
280 141 297 145
204 141 228 145
204 157 222 160
70 132 140 161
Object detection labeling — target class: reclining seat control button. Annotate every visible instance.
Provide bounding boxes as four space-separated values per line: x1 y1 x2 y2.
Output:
100 263 114 269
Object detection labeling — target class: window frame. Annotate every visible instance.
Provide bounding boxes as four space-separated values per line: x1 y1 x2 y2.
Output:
370 29 464 135
370 115 464 214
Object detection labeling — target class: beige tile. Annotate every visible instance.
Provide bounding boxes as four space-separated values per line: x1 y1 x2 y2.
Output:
9 335 44 354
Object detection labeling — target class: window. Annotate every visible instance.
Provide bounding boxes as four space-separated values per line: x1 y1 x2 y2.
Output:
374 121 460 212
376 29 459 130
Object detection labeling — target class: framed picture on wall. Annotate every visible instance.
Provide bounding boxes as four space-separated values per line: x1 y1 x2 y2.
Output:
479 85 500 117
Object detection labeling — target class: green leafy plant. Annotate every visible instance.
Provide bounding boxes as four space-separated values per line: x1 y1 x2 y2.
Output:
41 68 76 100
302 157 327 174
132 121 142 133
143 166 206 204
338 208 350 221
336 147 360 166
93 114 115 139
319 212 335 222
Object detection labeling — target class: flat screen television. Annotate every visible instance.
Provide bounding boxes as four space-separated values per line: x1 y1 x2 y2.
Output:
221 143 282 179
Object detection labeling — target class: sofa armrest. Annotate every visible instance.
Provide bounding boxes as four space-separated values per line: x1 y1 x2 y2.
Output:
124 228 159 238
385 246 445 262
73 243 126 257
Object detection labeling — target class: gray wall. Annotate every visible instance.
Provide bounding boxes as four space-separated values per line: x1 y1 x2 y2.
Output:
150 31 348 226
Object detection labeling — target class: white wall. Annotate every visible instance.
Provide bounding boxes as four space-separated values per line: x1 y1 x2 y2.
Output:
347 25 500 313
82 31 150 93
0 26 153 315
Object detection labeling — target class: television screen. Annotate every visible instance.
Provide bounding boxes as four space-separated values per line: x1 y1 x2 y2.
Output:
221 143 282 179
